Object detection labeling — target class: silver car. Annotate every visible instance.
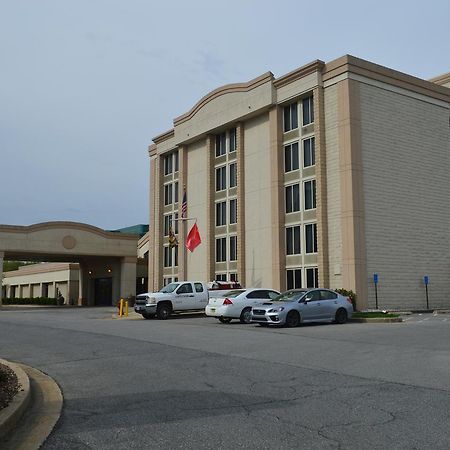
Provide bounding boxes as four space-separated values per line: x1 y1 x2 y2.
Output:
251 288 353 327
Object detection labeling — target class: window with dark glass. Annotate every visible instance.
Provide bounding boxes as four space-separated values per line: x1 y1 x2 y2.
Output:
286 226 301 255
216 202 226 226
174 246 178 267
216 237 227 262
229 128 237 152
307 268 319 288
230 198 237 224
174 213 178 234
285 184 300 213
230 273 238 282
287 268 302 289
283 102 298 132
303 137 315 167
174 181 179 203
284 142 299 172
164 215 172 236
215 133 226 157
229 162 237 188
164 154 173 175
304 180 316 210
164 184 173 206
216 166 226 191
305 223 318 253
177 283 193 294
302 96 314 126
216 273 227 281
163 246 172 267
230 236 237 261
174 151 179 172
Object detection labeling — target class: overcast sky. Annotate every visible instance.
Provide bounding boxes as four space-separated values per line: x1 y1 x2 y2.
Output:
1 0 449 230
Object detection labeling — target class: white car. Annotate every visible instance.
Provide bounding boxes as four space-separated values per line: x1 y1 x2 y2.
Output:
205 288 280 324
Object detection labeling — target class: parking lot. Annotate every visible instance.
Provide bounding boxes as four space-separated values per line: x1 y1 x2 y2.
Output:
1 307 450 449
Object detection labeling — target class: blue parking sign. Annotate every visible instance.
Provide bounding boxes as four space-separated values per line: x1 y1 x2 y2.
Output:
424 276 429 285
373 273 378 284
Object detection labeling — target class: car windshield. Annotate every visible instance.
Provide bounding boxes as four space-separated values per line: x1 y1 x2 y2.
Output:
271 289 308 302
219 289 246 298
159 283 180 293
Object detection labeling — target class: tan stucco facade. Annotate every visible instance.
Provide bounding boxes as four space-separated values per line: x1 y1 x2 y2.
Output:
148 55 450 310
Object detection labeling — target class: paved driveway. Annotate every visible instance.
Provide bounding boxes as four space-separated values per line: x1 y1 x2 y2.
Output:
0 308 449 449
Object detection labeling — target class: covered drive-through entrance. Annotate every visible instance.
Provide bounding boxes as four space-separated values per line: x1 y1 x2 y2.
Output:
0 222 140 306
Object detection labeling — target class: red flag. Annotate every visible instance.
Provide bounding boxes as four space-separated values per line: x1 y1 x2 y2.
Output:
186 222 201 252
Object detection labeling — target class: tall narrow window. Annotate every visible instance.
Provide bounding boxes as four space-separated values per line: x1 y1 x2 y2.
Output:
305 223 318 253
174 151 179 172
284 142 299 172
306 267 319 288
285 184 300 213
215 133 226 157
283 102 298 132
304 180 316 210
174 213 179 234
303 137 315 168
216 201 226 226
287 269 302 289
302 96 314 126
174 181 179 203
163 154 173 175
229 162 237 188
286 226 301 255
216 166 226 191
163 246 172 267
164 184 173 206
163 215 172 236
230 236 237 261
216 237 227 262
230 198 237 224
229 128 237 152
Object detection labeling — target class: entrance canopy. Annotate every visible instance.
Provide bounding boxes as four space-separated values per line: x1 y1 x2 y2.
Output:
0 221 140 306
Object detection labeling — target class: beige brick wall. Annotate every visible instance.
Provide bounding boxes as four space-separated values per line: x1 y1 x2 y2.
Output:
186 139 208 281
244 112 273 287
324 84 343 289
359 82 450 310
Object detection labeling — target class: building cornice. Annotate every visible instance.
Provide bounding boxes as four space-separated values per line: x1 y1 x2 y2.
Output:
429 71 450 86
148 144 157 157
323 55 450 103
152 129 175 145
3 262 79 278
0 222 138 241
273 60 325 88
173 72 274 126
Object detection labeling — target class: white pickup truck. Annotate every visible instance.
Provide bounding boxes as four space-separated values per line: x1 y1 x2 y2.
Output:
134 281 240 320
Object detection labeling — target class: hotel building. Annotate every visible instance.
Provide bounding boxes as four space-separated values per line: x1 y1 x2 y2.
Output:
148 55 450 310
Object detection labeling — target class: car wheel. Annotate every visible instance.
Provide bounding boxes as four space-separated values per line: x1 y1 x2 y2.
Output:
239 308 252 324
156 304 171 320
335 308 348 324
218 317 232 324
142 312 155 320
285 311 300 327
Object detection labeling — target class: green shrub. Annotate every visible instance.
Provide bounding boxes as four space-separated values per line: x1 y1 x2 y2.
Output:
2 297 58 305
335 289 357 310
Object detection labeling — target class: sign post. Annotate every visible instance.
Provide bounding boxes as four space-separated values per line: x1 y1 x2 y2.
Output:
373 273 379 309
423 276 429 310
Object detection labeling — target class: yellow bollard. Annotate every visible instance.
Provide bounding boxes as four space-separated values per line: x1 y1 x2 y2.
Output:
119 299 123 317
125 301 129 317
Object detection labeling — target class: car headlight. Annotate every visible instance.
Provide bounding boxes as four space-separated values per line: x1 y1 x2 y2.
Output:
146 297 156 305
268 307 284 312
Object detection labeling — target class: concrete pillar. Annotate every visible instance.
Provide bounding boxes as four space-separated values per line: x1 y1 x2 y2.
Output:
0 251 4 306
78 264 85 306
120 257 137 302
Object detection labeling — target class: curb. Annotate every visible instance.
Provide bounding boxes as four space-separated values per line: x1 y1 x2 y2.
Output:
0 362 63 450
350 317 403 323
0 359 31 440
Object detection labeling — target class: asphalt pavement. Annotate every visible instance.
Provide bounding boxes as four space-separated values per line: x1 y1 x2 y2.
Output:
0 307 449 449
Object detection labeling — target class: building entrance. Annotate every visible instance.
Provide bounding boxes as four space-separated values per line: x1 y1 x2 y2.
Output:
94 278 113 306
